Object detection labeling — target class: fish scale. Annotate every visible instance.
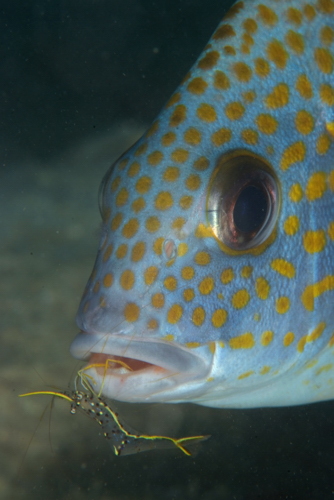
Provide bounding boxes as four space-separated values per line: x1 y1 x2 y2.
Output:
70 0 334 408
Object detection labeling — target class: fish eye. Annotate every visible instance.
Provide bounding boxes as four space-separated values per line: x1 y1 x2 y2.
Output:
206 150 280 251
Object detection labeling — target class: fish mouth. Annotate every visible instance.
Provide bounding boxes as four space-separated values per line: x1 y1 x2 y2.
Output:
70 332 211 403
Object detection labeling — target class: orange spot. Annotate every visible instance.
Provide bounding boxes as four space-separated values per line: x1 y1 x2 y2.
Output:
212 309 227 328
147 151 163 166
187 77 208 95
318 0 334 14
136 176 151 194
303 230 326 253
184 127 201 145
111 213 123 231
132 197 145 213
124 303 140 322
305 172 327 201
120 270 135 290
144 266 158 286
255 277 270 299
229 332 254 349
280 141 306 170
233 61 252 82
214 70 231 90
145 216 160 232
186 174 201 191
301 276 334 311
155 192 173 210
256 114 278 134
232 289 250 309
225 102 245 120
285 30 304 54
257 4 278 26
212 23 236 40
131 241 146 262
193 156 210 171
242 129 258 145
296 74 313 99
295 110 314 135
211 128 232 146
161 131 176 147
169 105 187 127
254 57 270 78
171 148 189 163
167 304 183 324
267 39 289 69
243 18 257 33
122 218 139 238
163 167 180 182
192 307 205 326
265 83 289 108
286 7 303 24
314 47 333 74
198 50 220 70
197 103 217 122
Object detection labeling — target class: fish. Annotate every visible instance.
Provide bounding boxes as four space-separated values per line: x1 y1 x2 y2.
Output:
70 0 334 408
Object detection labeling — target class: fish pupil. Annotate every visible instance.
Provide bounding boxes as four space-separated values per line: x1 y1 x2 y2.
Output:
233 184 268 234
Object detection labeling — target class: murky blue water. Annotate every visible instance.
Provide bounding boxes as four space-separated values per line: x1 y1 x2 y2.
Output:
2 1 334 499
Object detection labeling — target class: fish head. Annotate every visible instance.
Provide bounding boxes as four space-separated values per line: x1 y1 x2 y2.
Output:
70 0 334 407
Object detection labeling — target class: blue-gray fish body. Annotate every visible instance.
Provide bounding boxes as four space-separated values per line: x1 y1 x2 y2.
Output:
70 0 334 408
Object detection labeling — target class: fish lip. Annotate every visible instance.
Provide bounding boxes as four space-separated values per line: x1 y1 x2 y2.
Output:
70 331 209 375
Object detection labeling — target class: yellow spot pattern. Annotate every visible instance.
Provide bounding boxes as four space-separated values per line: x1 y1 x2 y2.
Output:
286 30 304 54
258 5 278 26
155 192 173 210
229 332 255 349
303 230 327 253
267 40 289 69
212 309 227 328
284 332 295 347
261 331 273 346
192 307 206 326
225 102 245 120
103 273 113 288
280 141 306 170
167 304 183 324
144 267 158 286
198 276 215 295
301 276 334 311
78 0 334 409
255 277 270 299
124 303 140 322
276 297 290 314
271 259 295 278
256 114 278 134
289 183 303 202
314 47 333 73
305 172 327 201
265 83 289 108
221 268 234 284
284 215 299 235
232 289 250 309
120 270 135 290
197 103 217 122
195 252 211 265
296 74 313 99
317 134 331 155
295 110 314 134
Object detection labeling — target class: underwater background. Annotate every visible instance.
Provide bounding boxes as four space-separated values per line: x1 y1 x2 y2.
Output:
1 1 334 498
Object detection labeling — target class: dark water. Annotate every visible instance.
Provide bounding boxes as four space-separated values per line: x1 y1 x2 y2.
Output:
2 1 334 499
